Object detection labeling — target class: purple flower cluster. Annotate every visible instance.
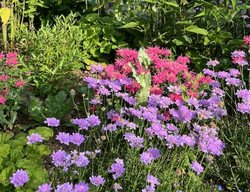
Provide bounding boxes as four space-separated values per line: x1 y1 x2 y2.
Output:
72 115 101 130
142 175 160 192
89 175 105 186
124 132 144 148
236 89 250 114
56 132 85 146
44 117 60 127
140 148 161 165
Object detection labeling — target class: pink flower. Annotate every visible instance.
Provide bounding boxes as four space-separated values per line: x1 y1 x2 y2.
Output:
15 80 25 88
6 58 18 66
243 35 250 45
0 96 6 105
0 75 9 81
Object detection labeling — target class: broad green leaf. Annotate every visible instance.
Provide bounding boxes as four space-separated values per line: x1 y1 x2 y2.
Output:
172 38 184 46
0 166 14 186
163 1 179 8
37 144 51 156
119 22 140 29
0 8 11 24
29 127 53 141
184 25 208 36
195 10 206 17
0 132 14 143
204 36 210 45
16 159 34 169
0 144 10 158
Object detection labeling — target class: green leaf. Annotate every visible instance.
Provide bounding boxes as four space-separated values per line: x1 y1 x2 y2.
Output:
16 159 34 169
0 132 14 144
142 0 157 3
0 166 14 186
29 127 53 141
37 144 51 156
184 25 208 36
172 38 184 46
231 0 237 10
195 10 206 17
0 144 10 158
119 22 140 29
163 1 179 8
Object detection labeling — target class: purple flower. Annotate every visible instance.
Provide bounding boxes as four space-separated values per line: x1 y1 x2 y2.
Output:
74 153 90 168
166 124 179 133
84 77 99 89
191 161 204 175
140 152 154 165
87 115 101 127
229 69 240 77
237 103 250 114
102 123 117 132
225 77 241 86
74 182 89 192
72 118 90 130
70 133 85 146
206 60 219 67
142 185 156 192
98 86 110 96
89 175 105 186
27 133 44 144
37 183 52 192
182 135 196 147
146 175 160 187
51 150 69 167
236 89 250 103
109 159 125 180
124 133 144 148
10 169 29 188
203 69 216 77
56 132 71 145
169 105 194 123
44 117 60 127
91 64 104 73
217 71 230 79
55 182 73 192
231 50 245 58
90 98 102 105
168 85 182 94
147 148 161 159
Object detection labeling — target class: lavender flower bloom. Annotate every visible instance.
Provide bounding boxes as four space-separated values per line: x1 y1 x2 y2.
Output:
229 69 240 77
56 132 71 145
206 60 219 67
84 77 99 89
10 169 29 188
191 161 204 175
124 133 144 148
168 85 182 94
203 69 216 77
142 185 156 192
113 183 122 191
98 86 111 96
89 175 105 186
166 124 179 133
44 117 60 127
236 89 250 103
225 77 241 86
37 183 52 192
197 109 213 119
51 150 70 167
169 105 194 123
217 71 230 79
27 133 44 144
231 50 246 58
126 122 137 130
55 182 73 192
147 148 161 159
109 159 125 180
237 103 250 114
146 123 167 138
187 98 200 108
90 98 102 105
70 133 85 146
146 175 160 187
73 182 89 192
140 152 154 165
102 123 117 132
74 153 90 168
90 64 104 73
182 135 196 147
87 115 101 127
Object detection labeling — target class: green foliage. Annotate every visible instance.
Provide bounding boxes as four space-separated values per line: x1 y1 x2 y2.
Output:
28 90 73 123
208 118 250 191
0 128 53 191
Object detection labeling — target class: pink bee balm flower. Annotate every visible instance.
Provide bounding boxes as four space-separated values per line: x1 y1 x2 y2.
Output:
0 96 6 105
0 74 9 81
15 80 25 88
243 35 250 45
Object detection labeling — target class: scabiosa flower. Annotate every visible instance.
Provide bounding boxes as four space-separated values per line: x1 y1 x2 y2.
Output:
124 132 144 148
140 152 154 165
44 117 60 127
37 183 52 192
56 132 71 145
191 161 204 175
113 183 122 192
169 105 194 123
206 60 219 67
229 69 240 77
147 148 161 159
27 133 44 144
55 182 73 192
74 182 89 192
225 77 241 86
89 175 105 186
10 169 29 188
51 150 68 167
70 133 85 146
0 95 6 105
74 153 90 168
237 103 250 114
109 159 125 180
146 175 160 187
91 64 104 73
87 115 101 127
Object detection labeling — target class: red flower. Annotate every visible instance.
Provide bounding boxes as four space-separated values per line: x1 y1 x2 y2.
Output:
0 74 9 81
